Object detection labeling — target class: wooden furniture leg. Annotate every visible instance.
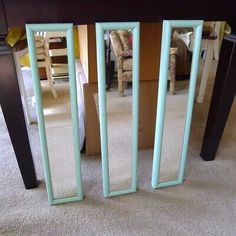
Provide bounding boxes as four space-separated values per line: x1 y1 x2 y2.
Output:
0 44 38 189
169 50 177 95
118 73 124 96
200 34 236 161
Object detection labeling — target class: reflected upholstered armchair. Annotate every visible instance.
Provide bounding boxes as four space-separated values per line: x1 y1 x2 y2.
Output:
110 30 133 96
110 30 178 96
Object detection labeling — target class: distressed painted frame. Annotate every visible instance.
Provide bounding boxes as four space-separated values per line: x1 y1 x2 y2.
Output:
26 23 83 204
95 22 140 197
151 20 203 188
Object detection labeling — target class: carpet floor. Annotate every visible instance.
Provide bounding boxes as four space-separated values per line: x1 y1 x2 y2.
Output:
0 61 236 235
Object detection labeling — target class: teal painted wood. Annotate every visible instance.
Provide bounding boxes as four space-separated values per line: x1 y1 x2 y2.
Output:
151 20 172 189
26 23 83 205
95 22 140 197
151 20 203 189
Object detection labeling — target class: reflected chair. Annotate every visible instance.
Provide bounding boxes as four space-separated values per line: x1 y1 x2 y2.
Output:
110 30 178 96
110 30 133 96
35 34 58 98
43 32 69 85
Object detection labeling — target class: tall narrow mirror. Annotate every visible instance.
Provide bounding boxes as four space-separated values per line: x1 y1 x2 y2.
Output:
26 24 83 204
96 22 140 197
159 28 193 182
106 29 133 192
39 31 78 199
152 20 203 188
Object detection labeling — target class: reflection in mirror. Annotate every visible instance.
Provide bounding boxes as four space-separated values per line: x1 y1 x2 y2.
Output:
105 29 133 191
159 28 194 182
36 31 76 198
96 22 140 197
152 20 203 188
26 24 83 204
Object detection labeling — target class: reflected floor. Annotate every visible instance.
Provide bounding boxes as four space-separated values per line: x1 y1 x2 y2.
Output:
94 85 133 191
41 81 77 198
106 87 133 191
160 80 189 182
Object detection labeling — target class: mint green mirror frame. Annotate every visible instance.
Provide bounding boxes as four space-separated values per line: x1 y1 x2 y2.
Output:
95 22 140 197
151 20 203 189
26 24 83 205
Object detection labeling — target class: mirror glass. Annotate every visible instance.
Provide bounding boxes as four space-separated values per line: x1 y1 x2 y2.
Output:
32 31 85 198
158 27 194 182
104 29 133 191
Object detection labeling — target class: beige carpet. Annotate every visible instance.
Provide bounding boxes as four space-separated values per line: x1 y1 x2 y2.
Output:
0 60 236 235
